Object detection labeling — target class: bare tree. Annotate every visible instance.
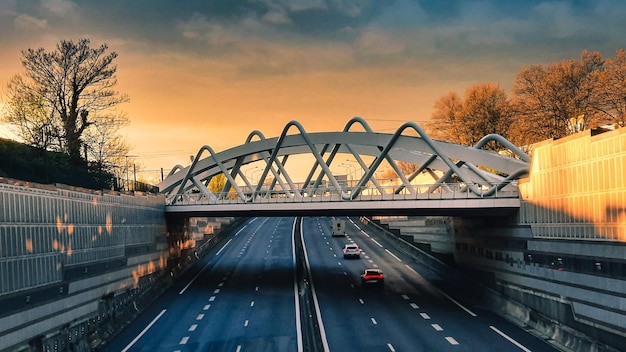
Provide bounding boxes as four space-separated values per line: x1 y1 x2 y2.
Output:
3 38 129 165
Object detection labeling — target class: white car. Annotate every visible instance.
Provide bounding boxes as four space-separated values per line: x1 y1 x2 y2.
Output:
343 243 361 258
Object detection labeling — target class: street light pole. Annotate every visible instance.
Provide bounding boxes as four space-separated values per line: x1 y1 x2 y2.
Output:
125 155 138 191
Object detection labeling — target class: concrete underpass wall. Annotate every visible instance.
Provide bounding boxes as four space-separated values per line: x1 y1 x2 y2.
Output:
377 128 626 351
0 178 244 352
0 179 169 352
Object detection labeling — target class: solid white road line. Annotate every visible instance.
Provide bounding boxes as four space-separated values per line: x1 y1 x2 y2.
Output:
179 259 213 295
300 218 331 352
292 219 304 352
438 289 477 317
121 309 166 352
490 326 532 352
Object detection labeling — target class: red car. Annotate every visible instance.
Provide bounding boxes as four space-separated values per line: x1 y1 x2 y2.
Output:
361 268 384 288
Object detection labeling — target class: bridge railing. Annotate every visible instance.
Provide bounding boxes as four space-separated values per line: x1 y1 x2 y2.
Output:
167 182 519 206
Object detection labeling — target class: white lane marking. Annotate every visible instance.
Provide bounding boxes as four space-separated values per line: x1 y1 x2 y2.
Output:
179 336 189 344
209 296 216 302
445 336 459 345
179 259 213 295
401 294 410 300
255 286 259 291
203 304 210 311
236 345 242 352
244 320 249 327
250 301 255 307
385 249 402 262
410 303 419 309
214 289 220 294
218 282 224 287
215 238 233 256
196 314 204 320
420 313 431 320
121 309 166 352
438 289 477 317
432 324 443 331
359 299 365 305
490 326 532 352
299 218 330 352
371 238 383 247
404 264 419 275
371 318 378 325
188 324 197 332
343 271 348 275
387 343 396 352
292 219 303 352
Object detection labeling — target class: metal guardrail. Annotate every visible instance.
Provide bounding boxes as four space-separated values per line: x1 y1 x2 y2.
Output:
167 183 519 206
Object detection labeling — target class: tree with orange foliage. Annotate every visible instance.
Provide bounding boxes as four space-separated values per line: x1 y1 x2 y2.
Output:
511 50 603 145
593 49 626 128
427 83 512 152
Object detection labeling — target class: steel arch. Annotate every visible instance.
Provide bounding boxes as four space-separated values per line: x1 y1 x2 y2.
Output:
157 118 529 205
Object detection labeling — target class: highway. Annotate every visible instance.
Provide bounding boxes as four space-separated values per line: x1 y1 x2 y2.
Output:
104 216 557 352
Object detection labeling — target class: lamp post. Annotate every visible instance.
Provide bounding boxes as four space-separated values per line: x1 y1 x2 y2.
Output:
339 163 356 187
344 159 361 179
244 166 260 183
125 155 138 191
251 169 263 186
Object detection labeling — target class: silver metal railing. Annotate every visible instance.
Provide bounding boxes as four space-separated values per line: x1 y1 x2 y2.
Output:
166 182 519 206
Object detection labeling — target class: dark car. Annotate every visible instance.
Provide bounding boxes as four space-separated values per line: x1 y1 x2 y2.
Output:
361 268 384 288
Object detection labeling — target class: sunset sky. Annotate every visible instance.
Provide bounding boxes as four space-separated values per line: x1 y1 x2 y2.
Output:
1 0 626 182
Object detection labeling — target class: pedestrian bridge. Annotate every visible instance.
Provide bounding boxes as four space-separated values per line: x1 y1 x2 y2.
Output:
158 118 530 217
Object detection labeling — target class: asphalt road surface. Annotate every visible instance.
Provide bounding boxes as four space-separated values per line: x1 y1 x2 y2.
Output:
103 216 557 352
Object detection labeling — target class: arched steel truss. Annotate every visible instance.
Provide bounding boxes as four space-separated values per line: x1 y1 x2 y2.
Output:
158 118 530 205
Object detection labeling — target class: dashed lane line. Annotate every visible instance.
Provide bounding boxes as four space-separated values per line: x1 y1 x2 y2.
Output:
445 336 459 345
490 326 532 352
371 238 384 248
432 324 443 331
385 249 402 262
